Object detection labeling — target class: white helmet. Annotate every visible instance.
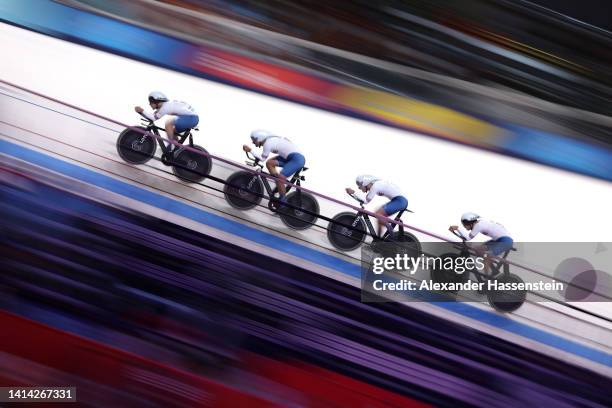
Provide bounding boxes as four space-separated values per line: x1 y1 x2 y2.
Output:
250 129 273 144
148 91 168 103
355 174 379 187
461 212 480 223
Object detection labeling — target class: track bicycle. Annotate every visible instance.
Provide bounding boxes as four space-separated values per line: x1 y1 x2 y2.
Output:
223 151 320 230
326 192 421 255
430 229 526 312
116 113 212 183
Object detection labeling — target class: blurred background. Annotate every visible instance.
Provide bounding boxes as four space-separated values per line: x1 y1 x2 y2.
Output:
63 0 612 137
1 0 612 406
51 0 612 182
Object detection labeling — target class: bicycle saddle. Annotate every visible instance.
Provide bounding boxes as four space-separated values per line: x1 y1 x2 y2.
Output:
181 128 198 134
301 166 309 171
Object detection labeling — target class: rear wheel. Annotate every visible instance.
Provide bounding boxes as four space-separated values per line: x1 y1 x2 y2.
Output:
385 231 422 257
171 145 212 183
116 127 156 164
280 191 319 230
327 212 366 251
224 171 264 210
487 273 526 313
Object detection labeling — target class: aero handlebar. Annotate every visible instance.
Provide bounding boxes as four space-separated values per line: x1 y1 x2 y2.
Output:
450 229 466 241
244 151 263 168
348 192 365 208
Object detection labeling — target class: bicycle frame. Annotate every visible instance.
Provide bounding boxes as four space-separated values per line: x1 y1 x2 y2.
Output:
138 115 195 155
244 152 306 199
349 194 406 242
449 230 512 281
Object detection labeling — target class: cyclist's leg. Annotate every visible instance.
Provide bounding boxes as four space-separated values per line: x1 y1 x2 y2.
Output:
272 156 287 171
379 196 408 237
266 156 282 193
174 115 199 136
373 207 388 237
483 237 513 276
485 237 513 257
165 117 177 146
278 153 305 200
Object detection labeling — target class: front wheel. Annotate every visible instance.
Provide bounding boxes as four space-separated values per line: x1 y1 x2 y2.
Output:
224 171 264 210
116 127 156 164
171 145 212 183
327 212 367 251
280 191 320 230
487 273 526 313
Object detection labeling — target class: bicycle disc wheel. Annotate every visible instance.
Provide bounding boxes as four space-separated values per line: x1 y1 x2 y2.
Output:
386 231 422 257
116 127 156 164
172 145 212 183
327 212 366 251
224 171 264 210
487 273 526 313
280 191 320 230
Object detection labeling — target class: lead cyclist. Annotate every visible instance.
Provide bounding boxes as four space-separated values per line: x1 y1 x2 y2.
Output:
134 91 199 148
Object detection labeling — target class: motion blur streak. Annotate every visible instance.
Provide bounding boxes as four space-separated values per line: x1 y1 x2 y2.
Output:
2 0 612 406
3 0 612 181
1 162 610 407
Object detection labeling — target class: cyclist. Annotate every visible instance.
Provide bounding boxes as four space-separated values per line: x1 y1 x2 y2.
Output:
345 175 408 237
449 213 513 276
243 130 305 205
134 91 199 146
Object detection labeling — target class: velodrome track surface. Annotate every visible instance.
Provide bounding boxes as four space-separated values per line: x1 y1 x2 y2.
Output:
2 21 611 245
2 81 612 377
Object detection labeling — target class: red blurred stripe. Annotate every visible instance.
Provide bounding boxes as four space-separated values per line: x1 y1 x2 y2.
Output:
0 310 278 407
245 354 432 407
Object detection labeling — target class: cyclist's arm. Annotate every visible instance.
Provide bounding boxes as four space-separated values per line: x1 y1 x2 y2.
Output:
143 103 173 121
353 191 368 203
351 184 379 206
364 183 381 204
457 228 471 240
141 110 157 121
254 141 275 162
459 224 480 241
250 147 269 162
